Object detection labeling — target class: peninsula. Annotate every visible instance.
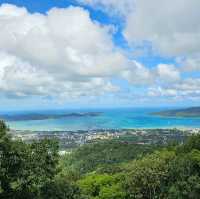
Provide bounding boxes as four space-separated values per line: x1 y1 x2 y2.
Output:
153 107 200 118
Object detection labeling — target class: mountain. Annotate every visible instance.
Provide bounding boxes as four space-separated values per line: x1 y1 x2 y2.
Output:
152 107 200 117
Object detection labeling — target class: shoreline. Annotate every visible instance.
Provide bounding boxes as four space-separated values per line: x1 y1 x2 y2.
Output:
10 126 200 133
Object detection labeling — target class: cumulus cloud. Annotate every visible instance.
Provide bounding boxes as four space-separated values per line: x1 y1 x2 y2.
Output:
156 64 180 83
0 3 151 99
80 0 200 58
148 78 200 102
124 0 200 57
121 61 153 85
0 2 199 104
179 57 200 72
0 4 125 77
73 0 200 103
0 52 120 98
148 87 178 98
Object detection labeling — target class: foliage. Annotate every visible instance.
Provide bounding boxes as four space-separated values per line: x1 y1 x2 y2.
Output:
0 120 79 199
1 120 200 199
124 150 175 198
40 176 81 199
78 173 125 199
123 135 200 198
61 140 157 174
66 133 200 199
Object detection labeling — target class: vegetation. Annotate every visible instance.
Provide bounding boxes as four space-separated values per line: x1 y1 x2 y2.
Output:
60 140 157 175
1 120 200 198
0 121 80 199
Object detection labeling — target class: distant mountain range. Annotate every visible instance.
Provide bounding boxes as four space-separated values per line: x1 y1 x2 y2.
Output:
153 107 200 117
0 112 102 121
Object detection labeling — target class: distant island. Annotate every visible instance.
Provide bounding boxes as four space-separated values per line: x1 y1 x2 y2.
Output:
0 112 102 121
152 107 200 118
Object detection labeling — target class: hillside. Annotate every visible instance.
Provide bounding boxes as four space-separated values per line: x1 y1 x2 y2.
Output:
153 107 200 117
1 120 200 198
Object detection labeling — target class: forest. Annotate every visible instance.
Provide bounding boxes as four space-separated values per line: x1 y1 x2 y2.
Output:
1 120 200 199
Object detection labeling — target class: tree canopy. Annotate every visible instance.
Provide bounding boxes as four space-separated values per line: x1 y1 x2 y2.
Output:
1 120 200 199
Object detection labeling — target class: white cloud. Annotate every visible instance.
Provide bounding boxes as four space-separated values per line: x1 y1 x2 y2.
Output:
121 61 153 85
0 51 120 99
123 0 200 57
79 1 200 68
156 64 180 83
0 3 153 100
148 87 177 97
179 57 200 72
148 78 200 101
174 79 200 93
0 4 124 77
1 2 199 104
76 0 134 16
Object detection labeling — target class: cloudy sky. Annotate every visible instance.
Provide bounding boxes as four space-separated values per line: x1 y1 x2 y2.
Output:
0 0 199 110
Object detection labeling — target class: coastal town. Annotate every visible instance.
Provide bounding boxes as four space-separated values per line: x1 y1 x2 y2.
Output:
9 128 199 150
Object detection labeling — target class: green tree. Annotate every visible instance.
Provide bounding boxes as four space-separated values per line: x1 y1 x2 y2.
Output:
124 150 175 199
167 149 200 198
78 173 125 199
0 121 60 198
40 176 81 199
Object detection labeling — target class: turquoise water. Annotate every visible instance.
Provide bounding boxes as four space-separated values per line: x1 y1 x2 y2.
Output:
2 107 200 131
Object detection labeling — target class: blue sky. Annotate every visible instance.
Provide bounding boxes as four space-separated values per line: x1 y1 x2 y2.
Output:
0 0 199 110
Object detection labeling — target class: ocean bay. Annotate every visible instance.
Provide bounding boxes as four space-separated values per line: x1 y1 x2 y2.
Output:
2 107 200 131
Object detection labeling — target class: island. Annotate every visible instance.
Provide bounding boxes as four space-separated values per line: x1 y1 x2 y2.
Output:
152 107 200 118
0 112 102 121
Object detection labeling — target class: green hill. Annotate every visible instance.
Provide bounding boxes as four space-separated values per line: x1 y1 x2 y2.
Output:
153 107 200 117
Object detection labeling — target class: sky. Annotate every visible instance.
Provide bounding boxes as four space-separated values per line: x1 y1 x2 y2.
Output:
0 0 199 110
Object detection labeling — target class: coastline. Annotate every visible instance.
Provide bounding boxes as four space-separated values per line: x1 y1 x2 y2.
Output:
9 126 200 133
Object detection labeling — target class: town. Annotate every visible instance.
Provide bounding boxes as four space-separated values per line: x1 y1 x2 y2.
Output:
9 128 199 150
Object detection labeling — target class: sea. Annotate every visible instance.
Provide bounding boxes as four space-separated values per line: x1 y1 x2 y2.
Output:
1 107 200 131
